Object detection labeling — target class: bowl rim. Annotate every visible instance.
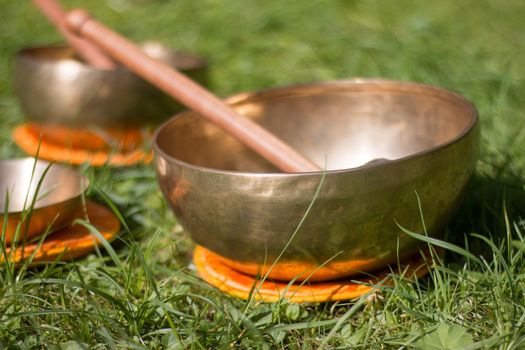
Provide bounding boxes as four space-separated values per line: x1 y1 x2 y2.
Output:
15 43 208 73
153 78 479 177
0 157 89 214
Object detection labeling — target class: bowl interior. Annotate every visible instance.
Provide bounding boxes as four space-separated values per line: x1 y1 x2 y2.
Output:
156 81 476 172
0 159 87 213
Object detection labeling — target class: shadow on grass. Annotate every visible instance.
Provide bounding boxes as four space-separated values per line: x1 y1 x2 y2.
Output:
445 173 525 257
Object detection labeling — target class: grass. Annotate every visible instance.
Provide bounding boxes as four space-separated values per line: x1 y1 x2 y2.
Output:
1 0 525 348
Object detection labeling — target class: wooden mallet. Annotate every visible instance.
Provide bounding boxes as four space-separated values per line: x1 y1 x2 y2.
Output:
33 0 115 70
65 9 321 173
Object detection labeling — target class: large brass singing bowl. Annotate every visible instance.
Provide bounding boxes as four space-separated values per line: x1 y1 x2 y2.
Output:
0 158 88 244
14 42 208 127
154 80 480 282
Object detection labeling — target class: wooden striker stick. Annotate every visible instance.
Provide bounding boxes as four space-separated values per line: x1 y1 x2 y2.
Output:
65 9 321 173
33 0 115 70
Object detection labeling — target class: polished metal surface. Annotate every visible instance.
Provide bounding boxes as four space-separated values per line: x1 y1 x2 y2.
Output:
0 158 88 244
14 42 208 127
154 79 480 281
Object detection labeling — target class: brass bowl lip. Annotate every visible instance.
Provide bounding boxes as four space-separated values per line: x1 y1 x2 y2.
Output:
15 42 208 73
0 158 89 214
153 78 479 177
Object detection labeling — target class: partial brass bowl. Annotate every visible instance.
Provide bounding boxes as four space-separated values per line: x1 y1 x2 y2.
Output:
14 42 208 127
154 79 480 281
0 158 88 244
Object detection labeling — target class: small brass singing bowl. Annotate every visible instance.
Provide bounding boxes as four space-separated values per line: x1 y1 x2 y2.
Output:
14 42 208 127
0 158 88 244
154 79 480 282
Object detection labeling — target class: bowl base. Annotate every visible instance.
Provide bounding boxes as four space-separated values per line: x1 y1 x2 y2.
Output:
3 200 120 266
194 245 438 303
13 123 152 166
